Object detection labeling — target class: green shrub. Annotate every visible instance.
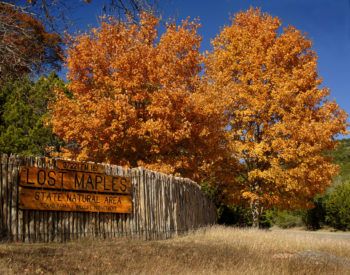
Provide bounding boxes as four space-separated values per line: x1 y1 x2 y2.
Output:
200 183 251 226
267 210 304 229
324 181 350 230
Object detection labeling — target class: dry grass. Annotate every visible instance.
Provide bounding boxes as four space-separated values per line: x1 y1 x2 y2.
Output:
1 226 350 274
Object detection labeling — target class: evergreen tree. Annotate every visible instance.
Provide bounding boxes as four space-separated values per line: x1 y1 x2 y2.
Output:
0 74 63 156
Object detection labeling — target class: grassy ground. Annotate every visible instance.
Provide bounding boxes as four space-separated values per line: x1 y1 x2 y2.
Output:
1 226 350 274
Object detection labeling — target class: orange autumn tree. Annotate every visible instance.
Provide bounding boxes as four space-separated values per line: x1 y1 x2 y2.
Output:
50 13 227 181
204 8 347 226
0 2 62 83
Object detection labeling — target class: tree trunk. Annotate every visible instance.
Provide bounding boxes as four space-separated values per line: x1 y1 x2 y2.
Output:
251 200 262 228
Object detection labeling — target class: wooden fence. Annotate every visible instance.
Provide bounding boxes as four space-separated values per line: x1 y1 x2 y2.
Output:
0 154 217 242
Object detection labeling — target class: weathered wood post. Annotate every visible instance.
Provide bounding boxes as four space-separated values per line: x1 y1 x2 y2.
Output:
0 154 217 242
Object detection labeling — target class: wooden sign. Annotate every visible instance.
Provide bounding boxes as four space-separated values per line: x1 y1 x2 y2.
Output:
20 167 131 194
19 161 132 213
19 188 132 213
56 159 105 174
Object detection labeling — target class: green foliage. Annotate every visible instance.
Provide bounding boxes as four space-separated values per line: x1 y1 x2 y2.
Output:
217 205 250 226
324 181 350 230
216 205 271 228
300 140 350 231
330 139 350 181
302 195 326 230
267 183 350 231
200 181 220 203
0 74 64 156
266 210 304 229
200 182 252 226
201 181 272 228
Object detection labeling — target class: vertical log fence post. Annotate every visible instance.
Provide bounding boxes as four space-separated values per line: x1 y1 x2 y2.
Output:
0 154 217 242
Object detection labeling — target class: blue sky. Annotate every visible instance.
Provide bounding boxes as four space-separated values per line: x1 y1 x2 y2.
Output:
69 0 350 121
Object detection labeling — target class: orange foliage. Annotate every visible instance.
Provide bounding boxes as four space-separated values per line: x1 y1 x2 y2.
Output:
51 9 347 218
50 13 228 181
204 8 347 213
0 2 62 81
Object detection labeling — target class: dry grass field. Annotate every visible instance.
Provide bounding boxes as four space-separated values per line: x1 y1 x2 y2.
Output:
0 226 350 274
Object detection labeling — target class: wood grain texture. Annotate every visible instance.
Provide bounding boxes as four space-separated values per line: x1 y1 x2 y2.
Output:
0 154 217 242
19 166 131 194
19 188 132 213
56 159 105 174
